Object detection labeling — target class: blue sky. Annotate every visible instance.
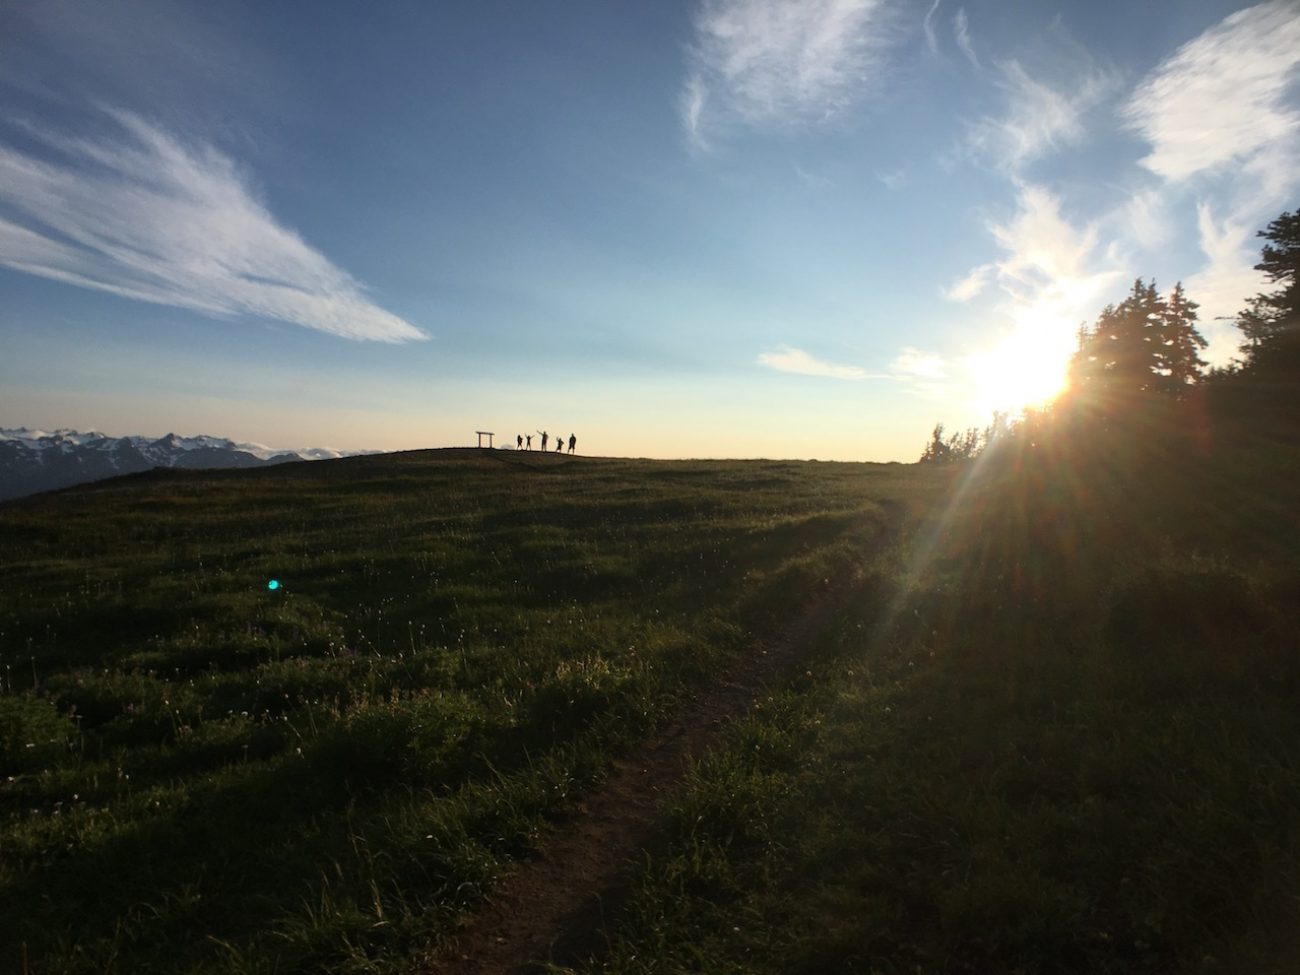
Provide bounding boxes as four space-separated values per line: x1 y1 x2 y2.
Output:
2 0 1297 460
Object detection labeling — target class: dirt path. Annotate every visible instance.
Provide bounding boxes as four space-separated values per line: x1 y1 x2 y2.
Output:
424 566 870 975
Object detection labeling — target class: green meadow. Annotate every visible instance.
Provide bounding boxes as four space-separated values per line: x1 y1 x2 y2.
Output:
583 426 1300 975
1 431 1297 974
0 450 931 973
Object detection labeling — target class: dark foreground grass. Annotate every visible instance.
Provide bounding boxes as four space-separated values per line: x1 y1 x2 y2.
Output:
0 449 932 974
579 433 1300 974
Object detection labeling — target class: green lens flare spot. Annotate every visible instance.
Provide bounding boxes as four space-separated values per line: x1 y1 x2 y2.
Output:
267 579 281 591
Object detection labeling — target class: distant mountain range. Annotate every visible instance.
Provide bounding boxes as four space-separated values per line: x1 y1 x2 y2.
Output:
0 428 374 500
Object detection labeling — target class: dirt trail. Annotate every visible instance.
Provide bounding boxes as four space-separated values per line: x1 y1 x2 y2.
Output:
425 568 869 975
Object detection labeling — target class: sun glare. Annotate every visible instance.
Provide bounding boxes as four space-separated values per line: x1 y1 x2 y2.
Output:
967 328 1073 415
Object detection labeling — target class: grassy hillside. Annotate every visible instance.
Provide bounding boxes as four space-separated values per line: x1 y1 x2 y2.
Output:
577 431 1300 974
4 436 1297 974
0 449 933 974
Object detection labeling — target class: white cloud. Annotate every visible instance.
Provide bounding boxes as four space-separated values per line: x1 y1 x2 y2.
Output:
988 185 1123 336
876 168 907 191
988 184 1116 300
943 262 994 302
681 76 710 149
1121 187 1174 252
1120 2 1300 364
794 163 833 189
942 7 1299 386
922 0 943 56
1122 2 1300 186
0 108 424 343
964 58 1118 171
886 346 950 400
761 343 951 396
980 184 1124 368
682 0 894 141
934 186 1129 413
953 8 978 69
890 346 946 380
1185 203 1268 362
758 346 873 380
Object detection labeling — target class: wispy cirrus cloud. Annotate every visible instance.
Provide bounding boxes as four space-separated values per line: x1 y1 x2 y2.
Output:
889 346 945 380
758 346 875 380
682 0 895 145
1184 202 1270 358
954 183 1125 379
680 76 710 148
886 346 949 400
1121 188 1174 252
1120 1 1300 348
876 167 907 191
0 108 424 343
953 8 978 69
943 262 994 302
1122 2 1300 187
922 0 943 56
988 184 1119 304
758 343 951 390
963 57 1118 171
945 6 1300 377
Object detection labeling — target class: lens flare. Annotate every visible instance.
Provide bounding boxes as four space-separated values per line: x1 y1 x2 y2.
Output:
267 579 281 591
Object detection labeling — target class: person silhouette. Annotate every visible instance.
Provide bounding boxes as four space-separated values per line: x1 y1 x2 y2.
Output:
517 434 523 450
539 431 548 451
555 437 562 452
568 433 576 454
525 434 532 450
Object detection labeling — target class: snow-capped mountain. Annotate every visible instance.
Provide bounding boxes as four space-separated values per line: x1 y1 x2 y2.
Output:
0 428 373 500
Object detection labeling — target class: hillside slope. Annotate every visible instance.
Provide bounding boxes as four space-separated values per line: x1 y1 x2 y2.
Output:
0 448 933 975
573 432 1300 975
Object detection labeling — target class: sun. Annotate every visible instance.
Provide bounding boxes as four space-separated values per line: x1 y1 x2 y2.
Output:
967 327 1073 416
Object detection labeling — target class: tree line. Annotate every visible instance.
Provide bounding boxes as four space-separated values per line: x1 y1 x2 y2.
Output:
920 208 1300 462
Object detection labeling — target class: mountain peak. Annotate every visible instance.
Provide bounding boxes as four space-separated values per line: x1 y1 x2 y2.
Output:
0 427 379 500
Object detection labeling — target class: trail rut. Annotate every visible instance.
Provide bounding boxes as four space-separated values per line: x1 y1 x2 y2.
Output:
425 563 873 975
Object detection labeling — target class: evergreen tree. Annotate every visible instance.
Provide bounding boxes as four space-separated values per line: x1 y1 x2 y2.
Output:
1236 210 1300 365
1069 279 1165 403
1069 321 1100 389
1226 209 1300 431
919 423 949 463
1256 210 1300 316
1237 300 1278 352
1154 282 1207 393
918 422 983 463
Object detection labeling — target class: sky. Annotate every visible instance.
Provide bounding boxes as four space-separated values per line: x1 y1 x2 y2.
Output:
1 0 1298 461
